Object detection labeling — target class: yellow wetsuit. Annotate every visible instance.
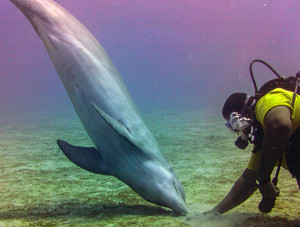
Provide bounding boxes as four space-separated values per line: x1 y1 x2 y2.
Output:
247 88 300 171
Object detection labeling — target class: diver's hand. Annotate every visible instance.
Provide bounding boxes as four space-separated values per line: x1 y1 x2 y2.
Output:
202 209 222 222
257 181 280 213
203 210 221 217
203 210 213 215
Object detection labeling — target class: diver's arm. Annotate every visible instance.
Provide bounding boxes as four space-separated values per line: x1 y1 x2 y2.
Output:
257 106 292 184
211 168 257 214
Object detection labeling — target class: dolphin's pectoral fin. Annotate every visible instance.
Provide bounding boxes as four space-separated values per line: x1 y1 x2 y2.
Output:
91 102 141 148
57 139 111 175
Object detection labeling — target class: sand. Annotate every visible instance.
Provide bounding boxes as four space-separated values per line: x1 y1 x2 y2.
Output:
0 109 299 226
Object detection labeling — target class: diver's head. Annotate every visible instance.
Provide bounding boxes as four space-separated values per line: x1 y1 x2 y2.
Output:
222 92 255 121
222 93 256 149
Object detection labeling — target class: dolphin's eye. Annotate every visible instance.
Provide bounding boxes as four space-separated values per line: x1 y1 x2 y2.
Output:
169 166 174 172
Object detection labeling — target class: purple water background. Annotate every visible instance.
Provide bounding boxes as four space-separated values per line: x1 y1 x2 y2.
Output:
1 0 300 113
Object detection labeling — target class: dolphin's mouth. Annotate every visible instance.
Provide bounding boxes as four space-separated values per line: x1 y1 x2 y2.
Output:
169 166 185 202
172 176 184 201
171 176 190 215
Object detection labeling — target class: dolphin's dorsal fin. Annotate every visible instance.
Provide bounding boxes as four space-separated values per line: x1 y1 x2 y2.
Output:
91 102 141 148
57 139 111 175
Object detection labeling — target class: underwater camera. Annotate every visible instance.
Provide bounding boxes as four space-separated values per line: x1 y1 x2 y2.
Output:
227 112 252 150
235 136 249 149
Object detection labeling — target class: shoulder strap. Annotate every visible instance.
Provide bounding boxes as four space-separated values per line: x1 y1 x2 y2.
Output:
256 77 299 101
292 78 300 107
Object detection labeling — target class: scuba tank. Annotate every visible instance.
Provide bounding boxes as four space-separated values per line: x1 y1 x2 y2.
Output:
235 60 300 152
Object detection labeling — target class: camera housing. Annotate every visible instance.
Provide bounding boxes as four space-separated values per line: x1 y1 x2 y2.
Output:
234 136 249 149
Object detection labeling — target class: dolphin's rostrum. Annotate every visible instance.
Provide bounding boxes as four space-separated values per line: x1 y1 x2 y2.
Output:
10 0 189 214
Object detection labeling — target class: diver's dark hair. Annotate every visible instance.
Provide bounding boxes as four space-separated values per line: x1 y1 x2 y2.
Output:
222 93 250 120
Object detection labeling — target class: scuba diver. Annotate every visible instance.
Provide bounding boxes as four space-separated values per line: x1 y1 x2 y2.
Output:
209 60 300 214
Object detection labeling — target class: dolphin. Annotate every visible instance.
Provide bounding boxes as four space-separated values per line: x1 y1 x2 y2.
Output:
10 0 189 214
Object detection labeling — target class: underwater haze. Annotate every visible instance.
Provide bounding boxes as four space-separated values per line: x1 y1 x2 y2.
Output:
1 0 300 226
2 0 300 113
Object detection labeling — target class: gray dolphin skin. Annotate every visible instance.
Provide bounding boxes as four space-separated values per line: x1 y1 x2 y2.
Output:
10 0 189 214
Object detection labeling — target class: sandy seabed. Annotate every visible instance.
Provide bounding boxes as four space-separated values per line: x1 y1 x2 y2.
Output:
0 109 299 226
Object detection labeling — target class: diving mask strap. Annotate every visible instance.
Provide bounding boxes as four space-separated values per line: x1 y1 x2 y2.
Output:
241 95 250 114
